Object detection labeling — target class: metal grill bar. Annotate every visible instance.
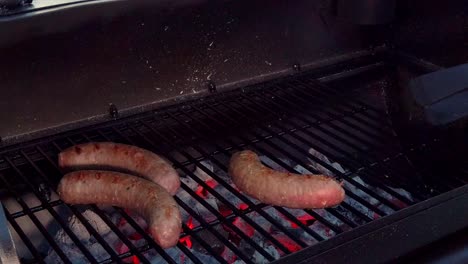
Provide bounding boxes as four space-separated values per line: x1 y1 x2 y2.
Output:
264 83 391 155
293 89 391 143
292 79 386 122
8 200 61 219
280 84 392 152
261 86 390 157
300 77 391 126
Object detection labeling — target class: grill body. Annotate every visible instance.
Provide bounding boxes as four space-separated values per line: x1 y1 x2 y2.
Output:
0 0 467 263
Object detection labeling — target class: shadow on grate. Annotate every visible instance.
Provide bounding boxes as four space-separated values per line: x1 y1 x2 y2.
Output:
0 75 466 264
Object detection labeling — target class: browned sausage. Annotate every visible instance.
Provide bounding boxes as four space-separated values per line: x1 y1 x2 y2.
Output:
229 150 345 209
58 142 180 195
57 170 182 249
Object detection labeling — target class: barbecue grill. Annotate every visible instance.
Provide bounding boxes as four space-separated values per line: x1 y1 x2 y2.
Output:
0 0 467 263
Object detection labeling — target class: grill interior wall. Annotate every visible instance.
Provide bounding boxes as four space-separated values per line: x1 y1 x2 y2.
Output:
0 0 369 143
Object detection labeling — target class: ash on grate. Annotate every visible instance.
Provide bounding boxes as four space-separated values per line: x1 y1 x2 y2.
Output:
2 190 71 260
45 209 115 263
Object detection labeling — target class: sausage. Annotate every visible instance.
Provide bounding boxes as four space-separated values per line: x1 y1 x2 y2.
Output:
57 170 182 249
229 150 345 209
58 142 180 195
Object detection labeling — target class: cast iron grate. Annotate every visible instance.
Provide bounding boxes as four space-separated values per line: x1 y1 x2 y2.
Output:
0 74 466 264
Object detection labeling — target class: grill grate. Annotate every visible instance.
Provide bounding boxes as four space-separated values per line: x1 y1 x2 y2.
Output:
0 73 466 264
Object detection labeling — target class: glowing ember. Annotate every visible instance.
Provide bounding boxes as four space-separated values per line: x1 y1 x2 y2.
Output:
117 217 127 228
115 241 128 255
295 214 315 228
222 247 238 264
373 212 381 220
128 232 144 241
232 203 254 237
115 242 134 263
219 205 233 217
222 203 256 245
391 198 407 209
273 233 302 253
186 216 195 229
179 217 195 248
179 236 193 249
132 255 140 264
195 179 218 198
238 203 249 211
281 213 315 228
232 217 255 238
219 202 247 218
